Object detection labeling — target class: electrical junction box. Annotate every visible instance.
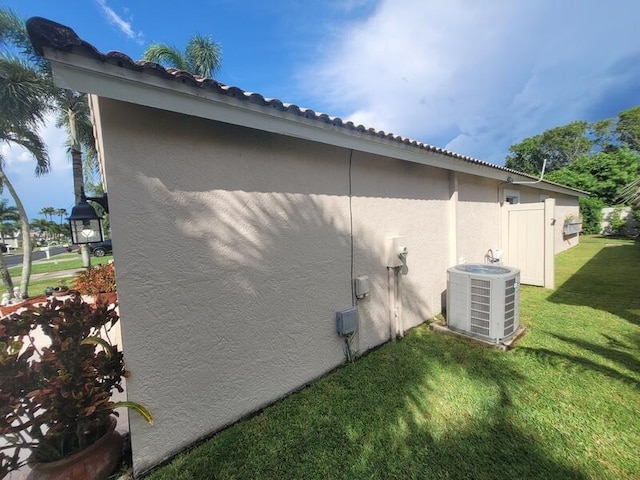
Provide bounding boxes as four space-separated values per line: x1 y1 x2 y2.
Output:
385 236 407 267
354 276 370 299
336 307 358 336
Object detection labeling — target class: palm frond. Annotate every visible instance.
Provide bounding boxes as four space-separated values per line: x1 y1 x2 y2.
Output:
2 125 49 176
617 177 640 206
185 34 222 78
0 7 47 71
0 55 53 128
142 43 190 71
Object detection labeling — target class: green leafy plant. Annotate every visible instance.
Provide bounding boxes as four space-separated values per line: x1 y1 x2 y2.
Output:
0 295 151 476
578 196 604 234
74 262 116 296
609 205 626 235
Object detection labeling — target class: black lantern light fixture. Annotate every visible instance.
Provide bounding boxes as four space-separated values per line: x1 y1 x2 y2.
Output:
68 189 109 245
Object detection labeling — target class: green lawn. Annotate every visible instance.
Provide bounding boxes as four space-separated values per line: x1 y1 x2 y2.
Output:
7 253 111 277
1 253 112 296
143 236 639 480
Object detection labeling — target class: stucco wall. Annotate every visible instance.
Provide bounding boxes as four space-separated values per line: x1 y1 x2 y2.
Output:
93 96 581 474
551 194 580 253
95 98 456 473
456 173 501 264
350 154 450 350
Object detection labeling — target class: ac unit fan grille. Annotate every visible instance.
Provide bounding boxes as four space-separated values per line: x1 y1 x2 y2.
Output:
503 278 516 336
470 279 491 337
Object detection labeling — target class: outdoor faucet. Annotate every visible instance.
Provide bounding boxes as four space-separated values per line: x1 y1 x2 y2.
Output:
485 249 499 264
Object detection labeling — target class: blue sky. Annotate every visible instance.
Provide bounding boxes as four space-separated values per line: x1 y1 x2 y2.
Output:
2 0 640 220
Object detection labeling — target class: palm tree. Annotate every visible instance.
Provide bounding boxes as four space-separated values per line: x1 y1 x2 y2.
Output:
0 198 20 270
55 207 67 242
0 56 51 297
618 177 640 207
142 33 222 78
39 206 55 222
55 89 97 267
3 7 100 279
0 199 18 242
29 217 50 244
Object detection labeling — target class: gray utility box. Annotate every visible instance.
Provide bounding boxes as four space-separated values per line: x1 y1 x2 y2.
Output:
336 307 358 336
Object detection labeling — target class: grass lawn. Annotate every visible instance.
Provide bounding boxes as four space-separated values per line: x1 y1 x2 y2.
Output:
7 253 112 277
1 253 112 297
56 236 627 479
143 235 639 480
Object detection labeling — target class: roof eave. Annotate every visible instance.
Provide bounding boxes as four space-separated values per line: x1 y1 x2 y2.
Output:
41 46 586 198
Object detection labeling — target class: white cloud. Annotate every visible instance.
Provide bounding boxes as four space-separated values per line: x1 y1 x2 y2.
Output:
301 0 640 164
1 114 75 219
95 0 144 44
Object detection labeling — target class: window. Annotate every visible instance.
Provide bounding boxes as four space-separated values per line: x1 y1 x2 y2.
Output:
504 188 520 204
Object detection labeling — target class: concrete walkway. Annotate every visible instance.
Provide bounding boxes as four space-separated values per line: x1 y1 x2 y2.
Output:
13 267 84 283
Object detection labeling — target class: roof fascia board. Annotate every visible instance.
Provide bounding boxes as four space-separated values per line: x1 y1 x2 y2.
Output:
45 48 583 197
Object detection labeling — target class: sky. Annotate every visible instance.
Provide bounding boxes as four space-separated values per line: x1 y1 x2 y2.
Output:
2 0 640 220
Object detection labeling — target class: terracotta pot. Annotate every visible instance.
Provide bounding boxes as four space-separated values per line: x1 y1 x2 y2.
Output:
0 295 48 317
26 418 123 480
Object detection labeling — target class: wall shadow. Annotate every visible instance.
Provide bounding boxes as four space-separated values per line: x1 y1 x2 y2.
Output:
103 101 592 476
150 332 588 480
547 243 640 326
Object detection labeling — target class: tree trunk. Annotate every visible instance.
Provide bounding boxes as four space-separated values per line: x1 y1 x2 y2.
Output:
0 169 30 298
0 248 14 295
71 137 91 269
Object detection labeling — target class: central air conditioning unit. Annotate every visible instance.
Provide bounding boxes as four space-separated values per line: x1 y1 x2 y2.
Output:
446 264 520 343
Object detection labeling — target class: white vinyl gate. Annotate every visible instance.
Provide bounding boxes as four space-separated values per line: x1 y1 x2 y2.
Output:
501 198 555 288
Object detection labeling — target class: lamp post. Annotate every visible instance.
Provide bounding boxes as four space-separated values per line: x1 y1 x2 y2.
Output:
68 190 108 268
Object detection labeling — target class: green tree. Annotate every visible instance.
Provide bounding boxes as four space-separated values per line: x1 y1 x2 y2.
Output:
546 148 640 204
0 57 51 297
54 207 67 242
6 8 102 274
579 197 605 234
29 217 51 243
615 106 640 151
0 198 18 240
608 206 626 235
142 33 222 78
39 206 55 222
505 121 592 174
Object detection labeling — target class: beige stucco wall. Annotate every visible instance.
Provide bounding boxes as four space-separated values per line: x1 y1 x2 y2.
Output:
93 96 582 474
350 154 451 350
95 98 456 473
456 174 501 264
551 193 580 253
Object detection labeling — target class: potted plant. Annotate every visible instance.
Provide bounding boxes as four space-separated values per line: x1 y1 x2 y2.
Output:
74 262 117 305
0 294 152 479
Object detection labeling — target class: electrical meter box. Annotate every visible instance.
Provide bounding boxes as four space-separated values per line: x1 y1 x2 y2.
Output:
336 307 358 336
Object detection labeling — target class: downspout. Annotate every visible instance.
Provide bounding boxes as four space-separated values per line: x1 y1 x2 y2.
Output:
396 267 403 338
387 265 405 341
508 158 548 185
388 267 395 341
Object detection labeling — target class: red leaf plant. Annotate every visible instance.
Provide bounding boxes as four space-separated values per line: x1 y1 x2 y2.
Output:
0 294 151 477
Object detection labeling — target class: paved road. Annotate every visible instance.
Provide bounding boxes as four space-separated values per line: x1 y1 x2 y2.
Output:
3 247 68 267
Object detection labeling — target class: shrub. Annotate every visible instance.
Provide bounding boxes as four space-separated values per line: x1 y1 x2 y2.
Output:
0 296 151 475
74 262 116 295
579 196 604 234
609 206 626 235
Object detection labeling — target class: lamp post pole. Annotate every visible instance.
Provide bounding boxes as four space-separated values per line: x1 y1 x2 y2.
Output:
71 148 91 268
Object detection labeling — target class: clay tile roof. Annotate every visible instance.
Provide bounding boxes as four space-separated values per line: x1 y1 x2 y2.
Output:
25 16 587 193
